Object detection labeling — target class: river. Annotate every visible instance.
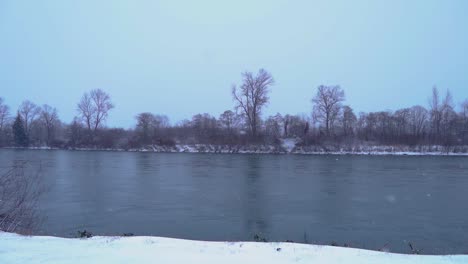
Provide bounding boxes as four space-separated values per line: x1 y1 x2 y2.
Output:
1 149 467 254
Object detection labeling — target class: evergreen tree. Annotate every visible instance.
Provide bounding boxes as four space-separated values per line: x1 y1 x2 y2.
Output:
12 113 28 147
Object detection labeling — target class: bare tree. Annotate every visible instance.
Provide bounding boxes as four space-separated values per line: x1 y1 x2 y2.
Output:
152 115 169 130
40 104 59 146
409 105 428 138
0 98 10 132
356 112 374 141
90 89 114 131
0 98 11 146
77 93 93 132
377 111 394 143
232 69 274 138
462 100 468 120
312 85 345 136
67 117 85 147
285 114 308 138
341 105 357 136
440 90 456 143
264 114 282 141
394 108 410 139
77 89 114 133
0 161 43 234
428 86 441 139
462 100 468 143
428 86 454 141
19 100 40 135
136 112 156 145
283 114 290 137
219 110 239 136
191 113 218 142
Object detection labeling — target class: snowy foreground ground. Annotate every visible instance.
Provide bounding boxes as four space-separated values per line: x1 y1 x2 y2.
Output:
1 233 467 264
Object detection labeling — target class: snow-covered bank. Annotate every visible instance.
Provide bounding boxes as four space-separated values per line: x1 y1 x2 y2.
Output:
3 143 468 156
0 233 466 264
67 143 468 156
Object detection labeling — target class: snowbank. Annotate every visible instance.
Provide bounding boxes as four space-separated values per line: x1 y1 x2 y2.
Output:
125 143 468 156
4 143 468 156
0 232 466 264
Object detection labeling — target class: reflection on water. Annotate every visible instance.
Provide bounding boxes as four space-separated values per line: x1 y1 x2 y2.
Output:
243 156 268 237
0 149 467 254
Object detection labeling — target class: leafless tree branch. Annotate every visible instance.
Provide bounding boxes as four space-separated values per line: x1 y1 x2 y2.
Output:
0 161 44 234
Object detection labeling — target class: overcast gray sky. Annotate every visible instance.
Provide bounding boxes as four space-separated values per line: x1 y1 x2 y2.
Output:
1 0 468 128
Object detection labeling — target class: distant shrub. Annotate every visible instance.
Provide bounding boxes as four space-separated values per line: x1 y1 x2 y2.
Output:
157 138 176 146
253 234 268 242
77 230 93 238
408 242 422 254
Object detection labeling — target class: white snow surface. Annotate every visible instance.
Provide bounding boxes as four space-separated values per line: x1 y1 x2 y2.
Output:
0 232 466 264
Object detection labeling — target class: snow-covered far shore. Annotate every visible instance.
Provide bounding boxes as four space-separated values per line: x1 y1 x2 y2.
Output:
3 142 468 156
0 232 466 264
